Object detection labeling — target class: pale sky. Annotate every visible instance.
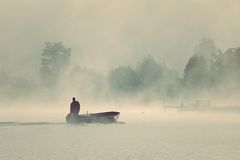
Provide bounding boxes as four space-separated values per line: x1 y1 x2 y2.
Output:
1 0 240 78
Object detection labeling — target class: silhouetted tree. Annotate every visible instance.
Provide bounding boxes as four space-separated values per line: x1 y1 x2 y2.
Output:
40 42 71 87
194 37 218 63
209 47 240 89
183 55 208 92
109 66 140 94
108 56 180 101
136 57 162 88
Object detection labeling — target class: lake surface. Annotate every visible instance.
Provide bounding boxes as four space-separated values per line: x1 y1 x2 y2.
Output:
0 110 240 160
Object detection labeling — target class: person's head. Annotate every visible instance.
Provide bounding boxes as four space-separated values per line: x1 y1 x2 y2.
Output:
72 97 76 102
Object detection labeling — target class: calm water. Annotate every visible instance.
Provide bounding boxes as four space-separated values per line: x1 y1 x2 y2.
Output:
0 111 240 160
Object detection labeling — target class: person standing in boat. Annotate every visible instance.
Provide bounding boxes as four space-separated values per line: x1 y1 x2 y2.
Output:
70 97 80 115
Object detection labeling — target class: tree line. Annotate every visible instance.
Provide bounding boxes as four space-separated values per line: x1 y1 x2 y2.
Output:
1 38 240 102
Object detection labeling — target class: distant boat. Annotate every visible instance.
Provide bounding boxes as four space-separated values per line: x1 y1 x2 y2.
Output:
66 111 120 124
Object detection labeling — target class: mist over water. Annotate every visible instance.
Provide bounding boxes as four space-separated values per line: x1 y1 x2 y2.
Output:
1 0 240 104
1 1 240 160
1 105 240 160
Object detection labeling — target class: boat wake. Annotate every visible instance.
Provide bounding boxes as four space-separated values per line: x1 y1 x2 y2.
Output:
0 122 64 127
0 121 125 127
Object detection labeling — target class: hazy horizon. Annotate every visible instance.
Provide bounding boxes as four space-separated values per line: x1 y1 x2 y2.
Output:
1 1 240 78
1 2 240 160
0 1 240 107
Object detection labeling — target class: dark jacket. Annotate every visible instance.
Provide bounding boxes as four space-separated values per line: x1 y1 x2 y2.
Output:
70 101 80 114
